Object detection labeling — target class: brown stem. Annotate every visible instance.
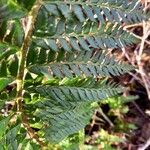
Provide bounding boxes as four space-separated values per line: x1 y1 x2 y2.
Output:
16 0 44 147
22 115 46 147
16 0 42 111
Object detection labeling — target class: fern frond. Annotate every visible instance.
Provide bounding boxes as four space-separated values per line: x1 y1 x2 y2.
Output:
0 0 141 146
0 20 24 79
0 124 21 147
42 0 146 24
0 43 19 61
31 79 123 143
28 50 134 78
0 20 24 47
0 116 22 148
0 116 39 148
0 1 26 23
35 83 123 106
28 78 121 109
34 10 138 51
36 103 93 143
33 21 137 51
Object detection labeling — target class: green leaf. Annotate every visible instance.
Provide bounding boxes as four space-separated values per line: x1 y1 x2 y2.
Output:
0 117 10 140
35 83 123 105
36 103 93 143
73 5 85 22
43 0 147 24
0 43 18 61
24 142 34 150
29 50 134 78
0 124 21 148
33 19 138 52
0 78 12 92
0 61 7 77
58 4 70 18
0 0 26 22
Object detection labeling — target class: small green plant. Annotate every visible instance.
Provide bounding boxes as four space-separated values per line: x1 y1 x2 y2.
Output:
103 96 138 131
95 129 124 150
0 0 147 149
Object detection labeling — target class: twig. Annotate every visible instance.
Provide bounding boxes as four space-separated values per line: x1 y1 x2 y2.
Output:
129 73 145 86
124 23 143 29
22 115 46 147
136 20 150 100
133 0 150 99
124 21 150 46
97 108 114 127
132 101 148 119
130 32 150 45
88 110 97 134
138 137 150 150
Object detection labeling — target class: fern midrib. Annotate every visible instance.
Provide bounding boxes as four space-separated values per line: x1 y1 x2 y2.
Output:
29 61 127 69
33 31 130 41
37 85 123 93
44 0 142 13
